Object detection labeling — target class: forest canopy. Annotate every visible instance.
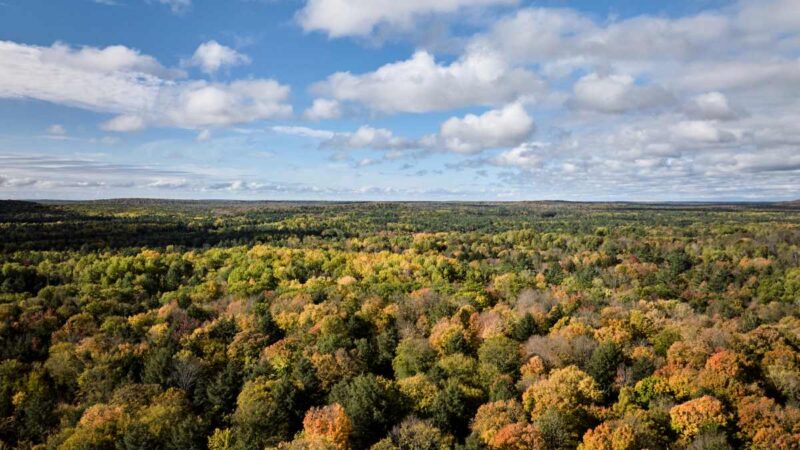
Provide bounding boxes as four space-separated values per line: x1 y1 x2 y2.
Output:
1 200 799 449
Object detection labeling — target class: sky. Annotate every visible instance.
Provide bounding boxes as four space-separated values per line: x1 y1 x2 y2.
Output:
0 0 798 201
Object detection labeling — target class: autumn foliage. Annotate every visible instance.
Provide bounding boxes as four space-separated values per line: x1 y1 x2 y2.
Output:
1 200 800 449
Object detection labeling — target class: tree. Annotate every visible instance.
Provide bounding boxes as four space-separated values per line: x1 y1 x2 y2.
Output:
587 342 622 400
669 396 728 440
522 366 602 448
303 404 352 450
372 417 453 450
15 370 56 444
329 374 404 448
60 404 125 450
478 335 522 376
393 338 436 379
232 377 300 449
431 378 476 439
471 400 526 446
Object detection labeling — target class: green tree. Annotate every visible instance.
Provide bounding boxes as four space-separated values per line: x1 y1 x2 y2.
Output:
232 377 300 449
329 374 404 448
478 335 521 376
393 338 436 379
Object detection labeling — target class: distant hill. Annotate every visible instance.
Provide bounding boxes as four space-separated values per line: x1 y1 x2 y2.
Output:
0 200 52 212
0 200 77 223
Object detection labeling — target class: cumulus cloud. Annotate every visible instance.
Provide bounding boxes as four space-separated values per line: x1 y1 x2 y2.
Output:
311 50 542 114
569 73 673 114
6 0 800 201
492 142 545 171
670 120 737 143
273 124 411 151
297 0 517 38
0 40 291 131
41 41 182 78
686 92 739 121
154 80 292 128
470 7 731 68
675 60 800 92
304 98 341 120
435 103 534 153
275 103 533 155
464 0 799 92
101 114 146 132
327 125 410 150
188 41 250 74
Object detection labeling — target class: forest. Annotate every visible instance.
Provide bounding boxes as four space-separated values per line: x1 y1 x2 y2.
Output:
1 199 800 450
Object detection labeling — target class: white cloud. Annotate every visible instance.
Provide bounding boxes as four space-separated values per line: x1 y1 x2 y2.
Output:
468 8 594 63
465 0 798 93
42 41 182 78
101 114 146 132
148 178 189 189
304 98 341 120
0 40 292 131
356 158 380 167
436 103 534 153
471 7 731 68
569 73 672 114
670 120 737 143
0 40 163 113
277 103 534 155
273 124 410 151
297 0 517 38
312 50 542 114
737 0 800 35
329 125 409 150
155 80 292 128
188 41 250 74
492 142 545 171
687 92 739 120
47 124 66 135
675 60 800 92
272 125 337 140
154 0 191 14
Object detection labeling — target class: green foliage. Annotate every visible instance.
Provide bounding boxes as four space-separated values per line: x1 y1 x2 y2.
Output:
587 342 623 400
652 328 681 357
393 338 437 379
478 335 521 376
329 374 404 448
232 377 300 449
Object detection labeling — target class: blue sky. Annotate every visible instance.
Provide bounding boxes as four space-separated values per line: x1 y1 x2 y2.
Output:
0 0 798 201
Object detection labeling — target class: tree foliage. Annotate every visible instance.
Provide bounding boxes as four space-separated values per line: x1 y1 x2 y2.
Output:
1 200 800 448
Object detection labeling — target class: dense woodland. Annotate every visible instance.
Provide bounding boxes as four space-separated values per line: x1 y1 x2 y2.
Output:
1 199 800 450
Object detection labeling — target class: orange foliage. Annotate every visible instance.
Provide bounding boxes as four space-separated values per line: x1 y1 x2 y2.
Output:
579 422 636 450
302 403 352 450
736 395 800 450
490 422 545 450
669 395 728 438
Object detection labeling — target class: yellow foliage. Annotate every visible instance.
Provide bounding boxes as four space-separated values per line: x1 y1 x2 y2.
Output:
669 395 728 438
